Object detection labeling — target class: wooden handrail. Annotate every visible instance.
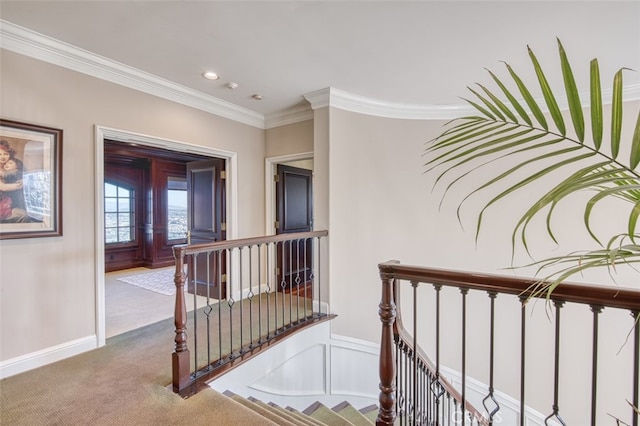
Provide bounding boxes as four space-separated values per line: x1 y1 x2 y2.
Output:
172 230 329 395
377 260 640 426
173 230 329 256
379 261 640 311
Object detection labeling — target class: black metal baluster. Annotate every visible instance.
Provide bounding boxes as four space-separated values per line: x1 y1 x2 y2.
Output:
257 244 263 342
304 238 309 318
295 238 301 322
433 284 443 426
248 245 254 347
544 300 566 426
482 291 500 425
192 254 199 372
590 305 603 426
398 343 404 424
280 240 286 331
288 239 293 325
394 336 400 424
205 253 211 367
316 237 321 317
238 246 244 353
461 287 469 426
426 368 431 424
412 281 419 424
519 295 527 426
404 345 409 425
218 250 223 361
632 310 639 426
419 363 424 425
274 241 279 334
265 243 271 338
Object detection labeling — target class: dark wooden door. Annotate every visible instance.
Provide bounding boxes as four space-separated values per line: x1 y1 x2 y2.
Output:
275 164 313 294
187 158 226 299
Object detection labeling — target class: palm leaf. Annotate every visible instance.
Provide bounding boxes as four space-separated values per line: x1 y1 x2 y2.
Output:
611 68 625 159
590 59 603 148
487 69 532 125
629 110 640 168
425 40 640 295
558 38 584 142
528 45 565 135
504 62 549 130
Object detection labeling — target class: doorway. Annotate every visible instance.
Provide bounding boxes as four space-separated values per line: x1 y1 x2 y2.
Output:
275 163 313 294
265 153 314 297
95 126 238 346
265 152 313 236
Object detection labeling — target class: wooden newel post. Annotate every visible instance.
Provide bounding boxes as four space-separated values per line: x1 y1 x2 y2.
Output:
377 265 397 425
172 246 191 393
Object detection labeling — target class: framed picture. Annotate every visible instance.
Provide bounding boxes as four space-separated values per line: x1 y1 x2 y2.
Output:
0 119 62 239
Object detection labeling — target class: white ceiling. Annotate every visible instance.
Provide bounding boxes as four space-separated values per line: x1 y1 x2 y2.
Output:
1 1 639 121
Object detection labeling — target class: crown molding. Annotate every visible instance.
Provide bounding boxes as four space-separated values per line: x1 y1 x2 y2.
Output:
2 19 639 126
304 87 474 119
305 83 640 120
0 20 265 129
264 104 314 129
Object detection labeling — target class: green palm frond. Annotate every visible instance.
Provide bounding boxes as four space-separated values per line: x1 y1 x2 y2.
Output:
425 39 640 292
517 234 640 299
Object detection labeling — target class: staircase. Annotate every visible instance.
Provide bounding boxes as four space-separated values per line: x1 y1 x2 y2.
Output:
223 391 378 425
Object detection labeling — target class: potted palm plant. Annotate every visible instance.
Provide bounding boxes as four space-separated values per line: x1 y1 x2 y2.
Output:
424 38 640 297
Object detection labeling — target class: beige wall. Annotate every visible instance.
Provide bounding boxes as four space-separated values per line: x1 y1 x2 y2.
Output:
3 42 639 422
0 49 265 362
323 103 640 424
265 119 313 158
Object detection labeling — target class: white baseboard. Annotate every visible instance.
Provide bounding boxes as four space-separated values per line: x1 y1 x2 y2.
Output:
0 335 97 379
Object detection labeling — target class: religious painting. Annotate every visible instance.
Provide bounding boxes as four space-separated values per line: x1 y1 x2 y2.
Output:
0 119 62 239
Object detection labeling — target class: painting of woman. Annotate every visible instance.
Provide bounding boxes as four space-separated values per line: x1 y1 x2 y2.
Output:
0 139 28 222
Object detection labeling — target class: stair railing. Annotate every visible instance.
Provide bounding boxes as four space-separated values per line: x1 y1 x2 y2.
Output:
171 230 329 396
377 260 640 426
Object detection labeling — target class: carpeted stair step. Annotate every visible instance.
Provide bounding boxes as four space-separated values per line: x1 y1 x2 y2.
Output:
302 401 356 425
257 402 326 426
223 391 298 425
284 406 328 426
247 397 311 425
331 401 374 426
248 397 322 426
222 390 377 425
358 404 379 423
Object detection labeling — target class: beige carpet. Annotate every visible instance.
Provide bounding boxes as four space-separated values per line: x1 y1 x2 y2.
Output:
106 267 209 338
1 289 320 425
0 312 277 426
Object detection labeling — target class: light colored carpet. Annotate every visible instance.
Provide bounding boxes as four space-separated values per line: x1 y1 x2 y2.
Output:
106 267 209 338
116 268 179 295
0 313 277 426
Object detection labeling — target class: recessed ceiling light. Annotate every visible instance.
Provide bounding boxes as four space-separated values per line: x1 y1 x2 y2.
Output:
203 71 220 80
226 82 239 90
252 94 263 101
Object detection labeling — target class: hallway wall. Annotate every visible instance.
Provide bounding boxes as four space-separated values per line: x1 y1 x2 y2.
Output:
0 49 265 372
